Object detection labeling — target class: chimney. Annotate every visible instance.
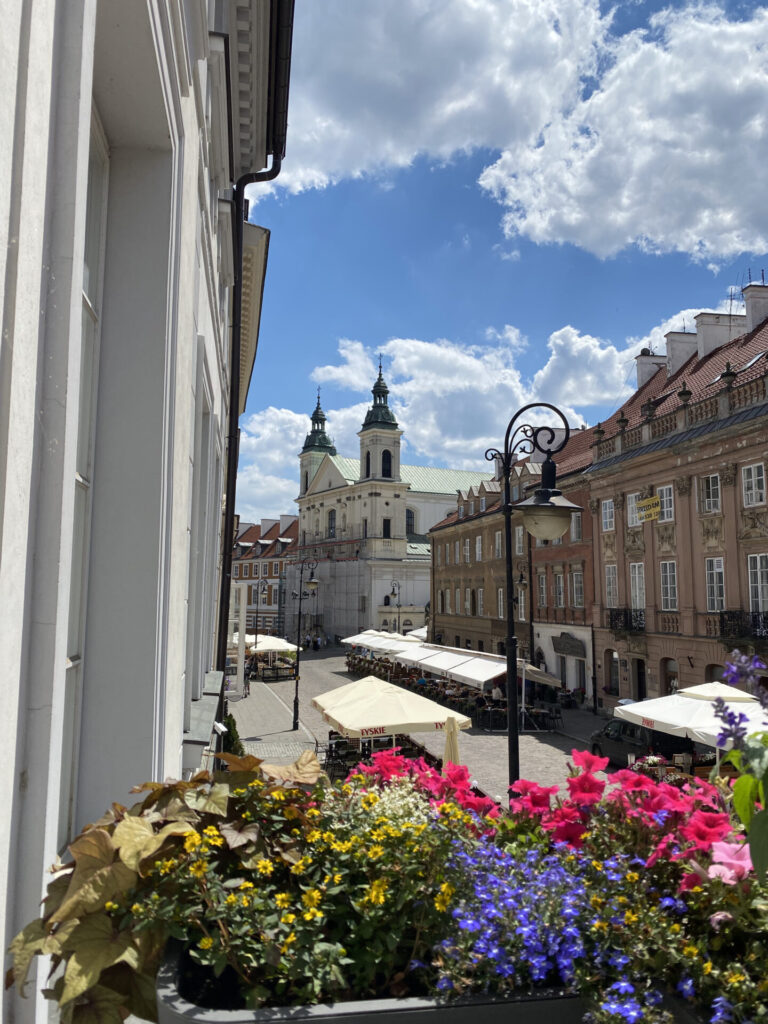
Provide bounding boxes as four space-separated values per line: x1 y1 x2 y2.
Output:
280 514 297 532
694 311 746 359
664 331 698 377
635 348 666 388
742 283 768 334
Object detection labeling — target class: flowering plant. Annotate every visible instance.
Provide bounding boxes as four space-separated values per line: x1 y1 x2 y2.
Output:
7 748 768 1024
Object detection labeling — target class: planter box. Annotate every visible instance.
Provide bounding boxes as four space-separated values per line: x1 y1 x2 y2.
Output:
156 948 588 1024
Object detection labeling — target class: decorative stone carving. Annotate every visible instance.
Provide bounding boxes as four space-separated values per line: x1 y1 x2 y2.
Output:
625 528 645 555
674 476 692 496
627 636 647 655
700 516 724 550
588 498 599 515
602 532 616 559
613 494 625 511
639 485 653 499
655 523 676 554
721 463 738 487
739 508 768 540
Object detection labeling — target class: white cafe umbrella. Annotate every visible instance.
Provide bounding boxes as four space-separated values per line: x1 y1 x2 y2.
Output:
249 635 301 653
442 715 461 768
312 676 471 739
614 681 764 750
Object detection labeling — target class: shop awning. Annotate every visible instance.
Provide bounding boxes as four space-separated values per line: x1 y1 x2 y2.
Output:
408 651 477 674
447 657 506 687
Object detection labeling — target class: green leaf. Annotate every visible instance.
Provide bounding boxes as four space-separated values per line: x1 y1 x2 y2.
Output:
749 808 768 882
6 919 47 996
183 783 230 816
59 915 139 1005
732 773 759 829
100 963 159 1023
70 984 127 1024
220 820 261 850
112 816 155 871
50 859 137 925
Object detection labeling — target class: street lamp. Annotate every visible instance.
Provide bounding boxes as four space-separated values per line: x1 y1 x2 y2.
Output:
292 558 318 731
389 580 401 634
485 403 581 792
254 579 268 635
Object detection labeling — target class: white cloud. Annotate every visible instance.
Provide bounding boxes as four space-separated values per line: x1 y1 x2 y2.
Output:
245 2 768 262
485 324 527 352
479 6 768 260
312 340 376 392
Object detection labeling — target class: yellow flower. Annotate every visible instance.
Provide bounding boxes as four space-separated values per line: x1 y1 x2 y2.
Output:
239 881 255 890
158 858 177 875
302 889 322 908
247 779 264 789
131 903 142 914
342 784 352 795
256 859 274 876
198 936 214 950
306 808 321 819
241 895 250 907
590 895 604 909
275 892 291 908
306 830 322 843
104 901 119 912
281 913 297 925
291 856 312 875
270 789 286 802
184 833 202 852
233 787 247 796
322 831 336 843
188 860 209 878
361 793 379 810
369 828 386 841
591 860 603 872
279 932 296 953
703 962 713 975
726 972 746 986
331 840 353 854
670 924 681 934
364 879 388 905
202 826 224 847
625 871 639 883
683 946 699 959
367 845 385 860
624 911 638 925
225 894 237 905
303 907 323 921
591 921 608 933
333 872 343 884
616 896 628 905
284 806 301 820
434 883 455 912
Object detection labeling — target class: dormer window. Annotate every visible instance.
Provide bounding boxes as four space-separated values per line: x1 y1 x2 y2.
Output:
458 505 464 519
480 497 486 512
469 501 475 515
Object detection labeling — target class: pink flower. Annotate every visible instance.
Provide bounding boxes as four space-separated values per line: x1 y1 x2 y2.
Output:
571 749 609 774
707 841 753 883
541 805 588 847
510 779 559 815
566 771 606 806
709 911 734 932
678 811 733 852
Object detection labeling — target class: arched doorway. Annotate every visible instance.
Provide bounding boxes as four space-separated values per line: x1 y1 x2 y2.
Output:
604 650 619 696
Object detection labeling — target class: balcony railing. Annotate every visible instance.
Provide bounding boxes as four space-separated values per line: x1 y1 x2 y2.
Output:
607 608 645 633
719 610 768 639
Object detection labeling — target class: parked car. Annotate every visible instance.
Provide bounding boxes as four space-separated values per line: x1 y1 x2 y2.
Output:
590 718 695 766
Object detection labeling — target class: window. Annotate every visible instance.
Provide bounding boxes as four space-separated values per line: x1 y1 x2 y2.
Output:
463 538 470 563
660 560 678 610
475 535 482 561
470 589 477 615
465 588 471 614
445 542 450 565
570 570 584 608
458 504 464 519
469 501 475 515
705 557 725 612
494 531 502 558
605 565 618 608
657 484 674 522
515 525 524 554
242 564 249 577
554 573 565 608
743 463 766 507
480 497 486 512
570 512 582 541
233 564 240 578
551 534 562 546
455 588 461 616
262 562 269 577
273 561 280 575
436 546 442 567
537 574 546 607
602 499 615 532
629 562 645 610
517 588 526 620
747 554 768 612
383 518 391 539
382 449 392 478
365 451 371 478
454 540 459 564
327 508 336 538
363 518 368 538
477 588 484 616
445 589 451 614
438 591 444 614
627 493 640 528
701 475 720 514
497 587 504 619
406 508 415 534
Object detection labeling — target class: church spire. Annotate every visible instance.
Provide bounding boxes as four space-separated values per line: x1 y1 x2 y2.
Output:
361 360 398 430
301 389 337 454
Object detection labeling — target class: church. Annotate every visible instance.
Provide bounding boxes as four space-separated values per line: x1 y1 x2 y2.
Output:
288 365 491 640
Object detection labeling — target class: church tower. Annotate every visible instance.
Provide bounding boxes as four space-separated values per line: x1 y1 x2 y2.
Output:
299 391 336 495
358 361 402 483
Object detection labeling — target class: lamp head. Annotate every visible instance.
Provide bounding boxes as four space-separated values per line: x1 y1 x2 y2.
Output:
514 491 581 541
306 576 319 593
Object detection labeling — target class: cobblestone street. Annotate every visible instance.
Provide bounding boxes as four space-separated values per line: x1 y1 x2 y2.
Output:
230 649 610 800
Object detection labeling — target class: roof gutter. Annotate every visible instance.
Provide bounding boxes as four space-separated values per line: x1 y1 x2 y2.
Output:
215 0 295 681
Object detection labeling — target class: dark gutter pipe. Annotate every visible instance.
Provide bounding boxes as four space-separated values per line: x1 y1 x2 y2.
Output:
215 0 294 701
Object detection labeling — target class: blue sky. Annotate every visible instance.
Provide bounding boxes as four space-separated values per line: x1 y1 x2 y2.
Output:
237 0 768 523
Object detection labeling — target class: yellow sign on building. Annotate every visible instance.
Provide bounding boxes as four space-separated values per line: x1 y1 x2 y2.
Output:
636 495 661 522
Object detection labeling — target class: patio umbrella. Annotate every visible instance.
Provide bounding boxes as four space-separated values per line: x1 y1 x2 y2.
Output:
311 676 471 739
442 715 461 767
408 626 428 641
249 635 301 653
614 682 764 750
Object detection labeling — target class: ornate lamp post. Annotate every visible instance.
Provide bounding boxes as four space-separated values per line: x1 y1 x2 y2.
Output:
390 579 401 634
485 403 581 792
292 558 318 731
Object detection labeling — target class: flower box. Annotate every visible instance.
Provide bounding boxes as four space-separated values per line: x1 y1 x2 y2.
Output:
156 945 589 1024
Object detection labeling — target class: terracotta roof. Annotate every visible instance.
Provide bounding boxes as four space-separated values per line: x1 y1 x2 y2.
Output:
429 496 503 533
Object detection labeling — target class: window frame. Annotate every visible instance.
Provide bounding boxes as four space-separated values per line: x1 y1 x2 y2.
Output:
605 564 618 608
701 474 720 514
626 493 640 528
660 560 678 611
570 511 582 542
743 463 766 508
629 562 645 610
554 573 565 608
537 574 547 607
602 499 615 532
657 484 674 522
705 556 725 612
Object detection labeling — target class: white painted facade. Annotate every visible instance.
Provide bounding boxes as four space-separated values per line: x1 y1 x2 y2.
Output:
0 2 290 1017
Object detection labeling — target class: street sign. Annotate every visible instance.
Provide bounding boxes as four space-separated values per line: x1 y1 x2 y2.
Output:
636 495 661 522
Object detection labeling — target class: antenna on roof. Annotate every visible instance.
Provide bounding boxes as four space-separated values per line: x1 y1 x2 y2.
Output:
762 269 765 285
748 268 752 284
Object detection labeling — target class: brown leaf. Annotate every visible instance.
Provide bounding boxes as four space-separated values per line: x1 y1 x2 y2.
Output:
219 820 261 850
100 964 159 1023
183 783 230 816
112 817 155 871
60 915 139 1005
42 872 75 921
6 919 47 996
260 750 324 784
215 751 263 771
50 860 137 925
70 983 127 1024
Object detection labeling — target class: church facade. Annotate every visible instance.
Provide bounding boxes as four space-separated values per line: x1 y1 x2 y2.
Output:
288 368 491 640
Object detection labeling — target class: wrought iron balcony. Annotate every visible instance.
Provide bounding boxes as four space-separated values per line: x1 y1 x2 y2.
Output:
719 610 768 639
607 608 645 633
